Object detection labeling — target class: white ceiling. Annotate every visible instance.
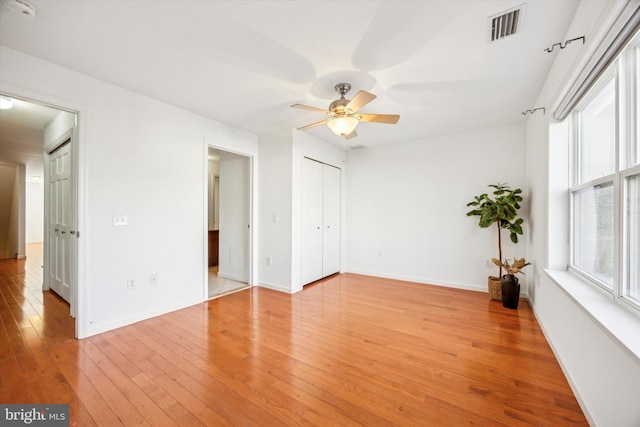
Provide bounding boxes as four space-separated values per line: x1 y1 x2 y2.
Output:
0 0 579 161
0 97 61 179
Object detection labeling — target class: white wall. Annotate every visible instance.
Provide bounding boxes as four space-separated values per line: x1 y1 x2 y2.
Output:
258 129 344 293
346 123 527 292
218 151 250 282
207 158 219 230
259 129 293 291
26 181 43 243
525 1 640 425
1 46 258 338
0 161 19 259
16 163 25 259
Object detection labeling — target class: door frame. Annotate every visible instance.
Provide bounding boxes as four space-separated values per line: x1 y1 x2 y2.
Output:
202 142 256 300
2 85 83 338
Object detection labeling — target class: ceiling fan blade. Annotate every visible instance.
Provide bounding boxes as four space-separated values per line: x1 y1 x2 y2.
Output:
357 113 400 124
344 130 358 140
297 118 331 130
345 90 376 113
291 104 332 115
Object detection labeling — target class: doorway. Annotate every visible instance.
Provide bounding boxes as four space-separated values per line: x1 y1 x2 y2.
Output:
0 93 78 333
206 147 252 298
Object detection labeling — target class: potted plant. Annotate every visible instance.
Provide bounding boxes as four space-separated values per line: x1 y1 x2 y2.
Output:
493 258 531 309
466 183 524 301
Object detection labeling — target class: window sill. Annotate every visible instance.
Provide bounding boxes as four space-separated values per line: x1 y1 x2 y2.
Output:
544 269 640 361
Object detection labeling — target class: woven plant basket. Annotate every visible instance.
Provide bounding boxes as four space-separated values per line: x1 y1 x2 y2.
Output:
488 276 502 301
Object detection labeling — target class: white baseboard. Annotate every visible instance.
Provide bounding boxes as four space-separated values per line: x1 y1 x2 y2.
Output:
217 271 247 282
80 296 202 339
258 281 295 294
345 268 485 292
345 269 530 299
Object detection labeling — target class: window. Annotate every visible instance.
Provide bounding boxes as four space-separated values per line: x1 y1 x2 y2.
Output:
627 174 640 300
570 35 640 311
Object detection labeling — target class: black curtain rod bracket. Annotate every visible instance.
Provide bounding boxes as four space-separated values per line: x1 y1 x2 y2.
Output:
521 107 545 116
544 36 585 53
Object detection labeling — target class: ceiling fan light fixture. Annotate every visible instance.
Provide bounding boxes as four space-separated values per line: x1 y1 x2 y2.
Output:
292 82 399 140
0 96 14 110
327 116 358 136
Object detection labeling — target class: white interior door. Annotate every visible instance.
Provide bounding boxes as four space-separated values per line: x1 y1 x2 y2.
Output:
301 158 340 286
47 140 72 303
301 158 324 285
322 164 340 276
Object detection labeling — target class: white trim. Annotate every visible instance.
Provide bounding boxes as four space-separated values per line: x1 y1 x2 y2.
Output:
202 141 256 302
83 296 202 338
258 281 295 294
2 83 85 338
345 269 513 296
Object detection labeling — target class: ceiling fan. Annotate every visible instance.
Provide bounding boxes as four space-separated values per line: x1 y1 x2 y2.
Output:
291 83 400 140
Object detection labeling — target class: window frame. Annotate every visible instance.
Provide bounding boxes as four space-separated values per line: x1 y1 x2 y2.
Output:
621 167 640 308
569 36 640 314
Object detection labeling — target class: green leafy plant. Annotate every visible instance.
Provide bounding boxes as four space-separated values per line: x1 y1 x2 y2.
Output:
466 183 524 278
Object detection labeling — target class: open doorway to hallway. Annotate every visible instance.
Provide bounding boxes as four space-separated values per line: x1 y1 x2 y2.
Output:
0 94 78 334
206 147 252 299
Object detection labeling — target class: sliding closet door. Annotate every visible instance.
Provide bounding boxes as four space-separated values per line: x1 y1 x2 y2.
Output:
301 157 340 286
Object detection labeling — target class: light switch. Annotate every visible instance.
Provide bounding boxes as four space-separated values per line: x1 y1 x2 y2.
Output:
273 214 279 223
113 214 128 226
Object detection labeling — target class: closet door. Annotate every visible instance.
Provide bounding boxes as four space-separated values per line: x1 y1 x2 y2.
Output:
322 164 340 276
301 158 341 286
301 158 324 285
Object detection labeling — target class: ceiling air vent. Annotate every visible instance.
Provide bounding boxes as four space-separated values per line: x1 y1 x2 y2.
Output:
489 4 525 42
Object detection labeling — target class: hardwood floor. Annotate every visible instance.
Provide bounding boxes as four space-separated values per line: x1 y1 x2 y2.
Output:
1 247 587 426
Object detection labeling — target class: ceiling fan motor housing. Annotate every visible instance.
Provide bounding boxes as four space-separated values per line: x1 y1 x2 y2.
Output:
329 98 349 115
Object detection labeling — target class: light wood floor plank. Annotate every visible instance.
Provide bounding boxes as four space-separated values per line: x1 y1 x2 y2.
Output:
0 245 588 426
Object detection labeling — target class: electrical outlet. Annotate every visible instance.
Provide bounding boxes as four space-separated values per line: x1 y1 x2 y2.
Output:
113 214 128 226
486 259 494 268
266 256 272 266
150 274 158 285
127 277 136 290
